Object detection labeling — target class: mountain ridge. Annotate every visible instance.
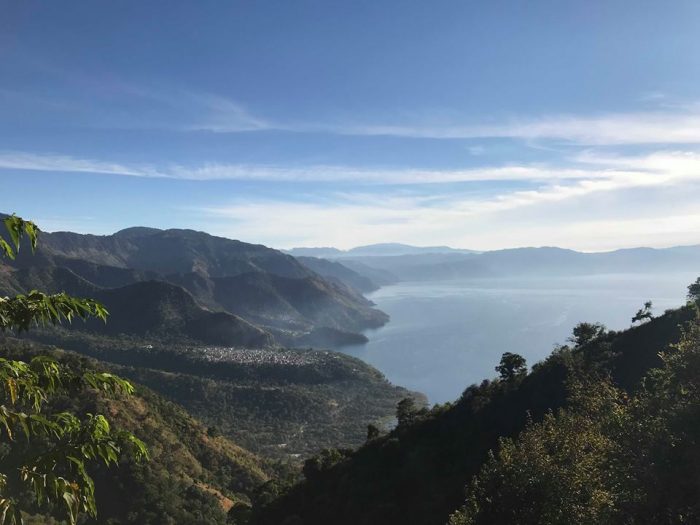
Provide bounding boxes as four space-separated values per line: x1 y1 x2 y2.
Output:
1 218 387 348
328 244 700 283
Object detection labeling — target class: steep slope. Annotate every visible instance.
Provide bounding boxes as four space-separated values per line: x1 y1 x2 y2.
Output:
88 280 274 347
3 221 388 344
0 264 100 297
211 272 388 332
0 268 274 348
334 259 399 286
296 256 379 293
253 305 696 525
24 331 421 459
2 339 270 525
37 227 311 278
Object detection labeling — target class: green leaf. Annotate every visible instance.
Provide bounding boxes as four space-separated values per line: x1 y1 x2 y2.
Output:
0 239 15 260
3 215 22 251
0 214 146 524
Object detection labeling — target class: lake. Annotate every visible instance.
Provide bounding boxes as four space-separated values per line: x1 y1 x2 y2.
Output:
339 273 697 404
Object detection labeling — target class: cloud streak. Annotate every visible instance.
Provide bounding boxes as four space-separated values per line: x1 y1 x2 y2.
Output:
7 147 700 251
185 148 700 250
307 109 700 145
9 78 700 146
0 150 657 184
196 183 700 251
4 149 700 222
185 93 700 146
0 152 165 178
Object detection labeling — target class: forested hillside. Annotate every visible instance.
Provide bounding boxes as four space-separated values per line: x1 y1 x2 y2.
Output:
2 338 271 525
5 213 698 525
0 214 413 525
23 329 420 460
252 299 700 525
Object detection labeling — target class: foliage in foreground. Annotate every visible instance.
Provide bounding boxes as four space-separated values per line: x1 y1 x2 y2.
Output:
0 215 147 524
1 339 274 525
450 311 700 525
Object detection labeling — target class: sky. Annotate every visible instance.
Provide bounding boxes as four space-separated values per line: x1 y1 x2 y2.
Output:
2 1 700 251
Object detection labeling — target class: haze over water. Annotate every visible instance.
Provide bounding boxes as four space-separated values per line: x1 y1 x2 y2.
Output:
340 273 696 404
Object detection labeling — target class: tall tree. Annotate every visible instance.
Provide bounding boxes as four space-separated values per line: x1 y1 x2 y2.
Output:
568 322 606 347
632 301 653 324
688 277 700 305
495 352 527 382
396 397 419 427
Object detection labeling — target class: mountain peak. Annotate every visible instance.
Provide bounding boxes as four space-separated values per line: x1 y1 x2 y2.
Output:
113 226 163 238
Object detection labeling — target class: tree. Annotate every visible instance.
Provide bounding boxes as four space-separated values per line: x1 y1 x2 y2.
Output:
228 501 252 524
631 301 653 324
366 423 380 441
448 380 622 525
0 215 148 524
568 322 606 347
396 397 418 427
688 277 700 304
495 352 527 382
302 448 349 482
450 312 700 525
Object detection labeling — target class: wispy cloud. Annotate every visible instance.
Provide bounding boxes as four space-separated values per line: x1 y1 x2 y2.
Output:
9 147 700 251
9 74 700 146
309 108 700 145
176 92 271 132
195 181 700 251
0 152 164 177
178 91 700 146
0 150 650 184
3 149 698 220
187 147 700 250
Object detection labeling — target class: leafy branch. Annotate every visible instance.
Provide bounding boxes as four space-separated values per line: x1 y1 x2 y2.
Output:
0 214 148 524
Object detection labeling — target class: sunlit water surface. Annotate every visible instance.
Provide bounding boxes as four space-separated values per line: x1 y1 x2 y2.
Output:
339 274 696 404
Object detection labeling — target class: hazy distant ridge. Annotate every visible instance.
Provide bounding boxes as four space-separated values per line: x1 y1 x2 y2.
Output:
289 243 700 283
286 242 478 258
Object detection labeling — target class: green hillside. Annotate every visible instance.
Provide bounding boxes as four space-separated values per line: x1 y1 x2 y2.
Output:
24 330 420 460
1 338 270 525
251 304 698 525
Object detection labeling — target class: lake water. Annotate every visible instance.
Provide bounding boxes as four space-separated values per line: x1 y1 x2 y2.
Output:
340 273 697 404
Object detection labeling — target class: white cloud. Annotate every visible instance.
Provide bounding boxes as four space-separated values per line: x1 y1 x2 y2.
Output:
6 145 700 251
181 95 700 146
9 75 700 147
0 152 164 177
0 150 655 184
313 109 700 145
196 178 700 251
188 147 700 250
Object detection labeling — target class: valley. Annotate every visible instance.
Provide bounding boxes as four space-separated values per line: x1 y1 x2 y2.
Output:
3 218 700 525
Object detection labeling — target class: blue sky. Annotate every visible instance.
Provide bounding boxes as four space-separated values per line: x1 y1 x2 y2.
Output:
3 1 700 250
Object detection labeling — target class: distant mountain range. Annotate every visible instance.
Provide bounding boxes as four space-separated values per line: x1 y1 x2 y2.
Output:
286 243 478 258
289 243 700 283
0 219 388 348
6 221 699 349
